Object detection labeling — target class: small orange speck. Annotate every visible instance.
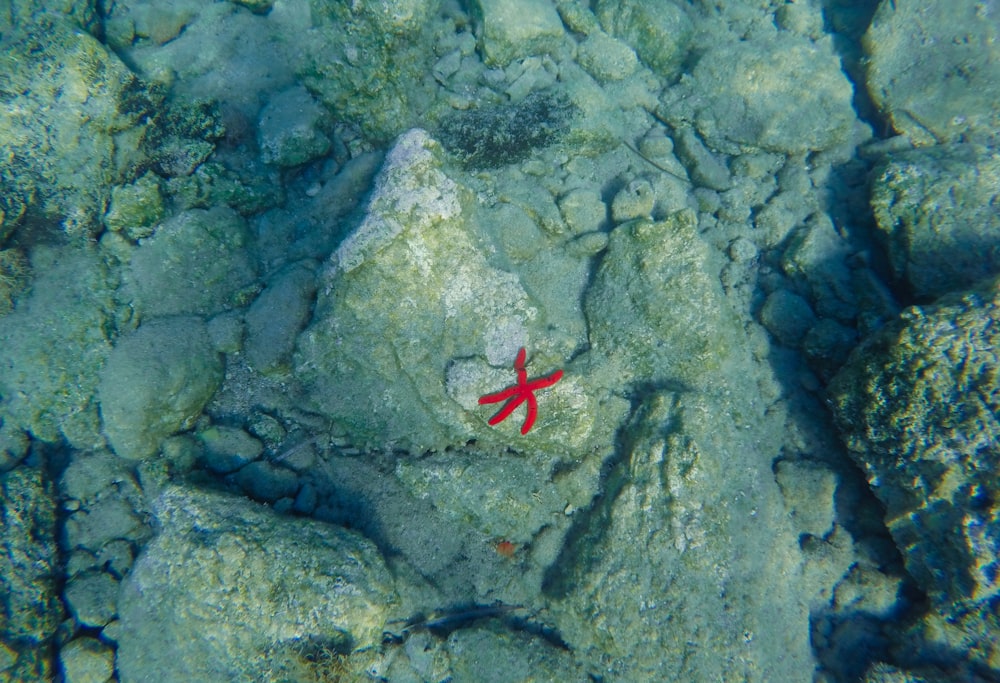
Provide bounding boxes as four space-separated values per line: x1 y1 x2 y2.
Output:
495 540 517 558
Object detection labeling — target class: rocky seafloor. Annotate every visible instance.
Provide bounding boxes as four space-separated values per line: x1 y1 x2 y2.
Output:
1 0 999 681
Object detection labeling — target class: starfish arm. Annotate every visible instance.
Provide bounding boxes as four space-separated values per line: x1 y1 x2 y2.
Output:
521 393 539 434
479 348 564 434
488 394 527 426
478 384 521 404
513 347 527 371
524 369 564 391
516 366 528 386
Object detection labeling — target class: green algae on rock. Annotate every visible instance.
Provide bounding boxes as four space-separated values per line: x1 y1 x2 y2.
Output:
103 171 166 240
295 128 619 453
297 0 440 142
594 0 693 80
437 90 576 168
829 277 1000 611
468 0 567 66
116 486 397 681
0 14 159 241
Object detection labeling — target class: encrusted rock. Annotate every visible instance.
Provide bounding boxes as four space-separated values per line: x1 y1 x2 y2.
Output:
659 32 856 154
0 466 61 680
576 30 639 83
829 276 1000 610
864 1 1000 145
298 0 439 141
295 129 617 453
116 486 397 681
871 143 1000 299
469 0 566 66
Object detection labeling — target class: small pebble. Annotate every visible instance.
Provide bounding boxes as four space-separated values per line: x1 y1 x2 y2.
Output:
59 636 115 683
611 179 655 223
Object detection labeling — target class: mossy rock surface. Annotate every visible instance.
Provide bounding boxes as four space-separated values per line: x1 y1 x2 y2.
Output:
829 277 1000 610
437 90 576 169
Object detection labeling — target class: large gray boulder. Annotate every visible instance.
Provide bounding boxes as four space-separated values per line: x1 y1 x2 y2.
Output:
116 486 397 682
829 276 1000 611
659 30 856 154
864 0 1000 145
549 392 814 680
561 211 814 680
295 128 621 454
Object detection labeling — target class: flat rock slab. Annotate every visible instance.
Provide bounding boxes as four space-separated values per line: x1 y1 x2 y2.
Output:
864 0 1000 145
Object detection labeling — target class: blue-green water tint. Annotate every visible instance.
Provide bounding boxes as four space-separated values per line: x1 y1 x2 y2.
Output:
2 0 999 681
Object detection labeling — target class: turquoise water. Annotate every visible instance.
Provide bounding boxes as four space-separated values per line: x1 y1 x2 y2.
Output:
1 1 999 681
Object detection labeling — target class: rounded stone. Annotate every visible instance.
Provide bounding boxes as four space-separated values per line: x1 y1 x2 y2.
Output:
198 425 264 474
728 237 758 263
759 289 817 348
64 571 119 628
258 86 332 167
234 460 299 502
611 179 655 223
59 637 115 683
558 187 607 235
98 317 223 460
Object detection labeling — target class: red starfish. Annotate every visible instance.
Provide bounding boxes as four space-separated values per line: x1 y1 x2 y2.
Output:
478 347 564 435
